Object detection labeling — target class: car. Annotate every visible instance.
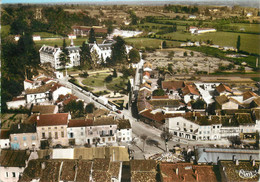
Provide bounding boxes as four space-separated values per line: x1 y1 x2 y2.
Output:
116 110 121 114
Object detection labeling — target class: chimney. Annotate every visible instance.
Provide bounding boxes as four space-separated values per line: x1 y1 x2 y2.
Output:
176 168 179 175
26 149 30 155
195 116 197 121
41 162 46 170
37 115 40 121
235 159 239 166
18 124 21 130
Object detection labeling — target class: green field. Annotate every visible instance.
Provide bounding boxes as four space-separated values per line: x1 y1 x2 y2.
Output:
162 31 260 54
33 32 62 38
125 37 180 49
229 23 260 33
1 25 10 37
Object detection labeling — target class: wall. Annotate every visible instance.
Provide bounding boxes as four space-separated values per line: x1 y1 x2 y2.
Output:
52 87 71 102
67 127 86 146
10 133 39 150
0 139 10 149
6 100 26 109
0 167 24 182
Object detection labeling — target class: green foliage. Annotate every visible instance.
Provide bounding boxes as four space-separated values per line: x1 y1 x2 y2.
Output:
152 89 166 96
111 36 127 65
129 10 138 25
129 48 140 63
190 51 194 57
105 75 113 83
168 64 173 73
88 28 96 43
191 99 206 109
237 35 241 52
162 41 167 48
112 69 117 77
80 41 91 68
64 100 85 118
168 51 175 58
183 51 188 56
85 103 95 113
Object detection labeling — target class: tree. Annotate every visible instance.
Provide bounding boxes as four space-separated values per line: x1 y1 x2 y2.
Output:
140 134 148 152
91 49 100 69
129 48 140 63
59 52 70 68
152 89 166 96
160 128 173 152
228 136 241 146
88 28 96 43
127 80 131 93
146 138 159 147
191 99 206 109
190 51 194 57
107 24 114 35
80 41 91 68
236 35 241 52
183 51 188 57
112 69 117 77
64 100 84 118
111 36 127 65
168 51 175 58
85 103 95 113
168 64 173 73
162 41 167 49
105 75 113 83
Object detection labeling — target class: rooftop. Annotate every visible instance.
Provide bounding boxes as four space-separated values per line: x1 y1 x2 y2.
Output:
36 113 69 127
130 160 157 182
10 123 36 134
93 116 117 126
182 84 200 96
31 105 57 114
162 81 185 91
216 83 232 94
160 162 217 182
68 119 93 127
0 150 30 167
117 119 131 129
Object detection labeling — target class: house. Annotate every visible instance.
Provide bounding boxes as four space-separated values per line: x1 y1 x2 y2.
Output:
14 35 20 41
85 116 118 146
36 113 70 147
32 35 41 41
39 45 62 69
215 83 232 96
215 95 239 110
0 129 10 149
6 96 26 109
196 147 259 164
246 12 253 17
117 119 132 143
196 28 216 34
159 162 217 182
162 80 185 99
188 15 197 19
20 158 122 182
189 26 198 34
130 160 157 182
166 116 199 140
143 71 150 80
143 62 153 72
181 84 200 103
219 160 259 182
31 105 58 114
110 29 143 38
242 91 258 104
68 34 76 39
51 84 72 102
10 123 39 150
0 150 34 182
39 44 80 69
67 119 93 146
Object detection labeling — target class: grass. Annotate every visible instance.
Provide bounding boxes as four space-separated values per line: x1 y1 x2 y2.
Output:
1 25 10 37
125 37 180 49
160 31 260 54
106 77 128 91
82 73 109 87
33 32 62 38
251 77 260 82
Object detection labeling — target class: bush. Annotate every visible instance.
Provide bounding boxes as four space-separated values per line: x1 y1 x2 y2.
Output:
105 74 113 83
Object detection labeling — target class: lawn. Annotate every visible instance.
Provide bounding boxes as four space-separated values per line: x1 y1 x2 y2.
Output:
125 37 181 49
1 25 10 37
82 73 109 87
162 31 260 54
81 73 127 92
33 32 62 38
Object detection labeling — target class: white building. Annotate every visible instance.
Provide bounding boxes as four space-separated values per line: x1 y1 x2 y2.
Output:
117 119 132 143
67 119 92 146
109 29 143 38
0 130 10 149
166 117 199 140
68 34 76 39
6 97 26 109
52 86 72 102
39 44 80 70
32 35 41 41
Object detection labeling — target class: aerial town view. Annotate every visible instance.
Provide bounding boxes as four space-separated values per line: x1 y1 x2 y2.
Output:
0 0 260 181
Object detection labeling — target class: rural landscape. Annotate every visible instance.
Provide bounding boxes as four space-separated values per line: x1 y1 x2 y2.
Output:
0 0 260 182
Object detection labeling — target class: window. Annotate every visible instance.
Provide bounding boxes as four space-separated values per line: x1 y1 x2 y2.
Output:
81 132 83 136
6 172 8 178
55 127 57 129
190 125 192 128
12 172 16 178
61 127 64 129
55 132 58 139
102 138 105 142
23 137 26 141
213 126 215 129
31 136 36 140
183 123 186 127
89 131 93 135
177 122 179 126
14 137 17 141
61 132 64 138
81 127 84 130
42 133 45 139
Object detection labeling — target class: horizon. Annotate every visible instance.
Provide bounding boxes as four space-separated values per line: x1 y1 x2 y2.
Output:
2 0 260 8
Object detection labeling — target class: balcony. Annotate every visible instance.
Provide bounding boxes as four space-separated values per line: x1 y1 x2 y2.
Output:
100 133 114 137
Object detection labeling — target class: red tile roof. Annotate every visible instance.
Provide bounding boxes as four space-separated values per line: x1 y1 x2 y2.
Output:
243 91 258 101
160 162 217 182
68 119 93 127
162 81 185 91
143 71 150 77
36 113 69 127
24 79 34 83
151 95 169 100
216 83 232 93
182 84 200 96
140 110 165 123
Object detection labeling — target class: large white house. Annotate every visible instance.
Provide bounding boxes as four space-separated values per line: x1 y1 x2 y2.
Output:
39 44 80 69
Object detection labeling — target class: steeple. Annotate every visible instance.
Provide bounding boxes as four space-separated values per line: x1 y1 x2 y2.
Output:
70 38 74 47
